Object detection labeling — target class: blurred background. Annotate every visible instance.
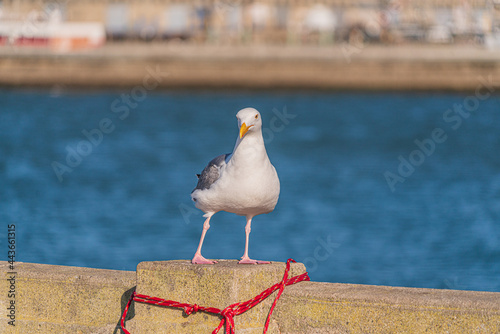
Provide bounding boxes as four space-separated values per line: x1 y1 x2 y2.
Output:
1 0 499 293
1 0 500 48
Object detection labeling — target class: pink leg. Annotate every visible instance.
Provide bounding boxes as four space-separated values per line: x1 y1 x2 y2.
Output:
239 216 270 264
192 215 217 264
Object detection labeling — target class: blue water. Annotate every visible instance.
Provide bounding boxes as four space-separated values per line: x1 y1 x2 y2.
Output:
1 89 499 292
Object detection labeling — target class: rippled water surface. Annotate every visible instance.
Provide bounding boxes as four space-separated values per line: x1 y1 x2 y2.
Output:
1 89 499 292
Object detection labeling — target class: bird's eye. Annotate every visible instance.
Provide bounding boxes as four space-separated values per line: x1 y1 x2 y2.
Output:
255 114 258 119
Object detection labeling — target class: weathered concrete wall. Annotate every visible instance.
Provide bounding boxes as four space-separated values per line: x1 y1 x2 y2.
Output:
0 262 136 334
127 260 307 333
275 282 500 333
1 44 499 91
1 260 499 334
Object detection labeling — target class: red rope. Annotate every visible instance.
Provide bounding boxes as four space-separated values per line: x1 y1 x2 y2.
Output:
120 259 310 334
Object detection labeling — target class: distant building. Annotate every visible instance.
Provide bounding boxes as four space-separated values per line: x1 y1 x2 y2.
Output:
0 0 498 47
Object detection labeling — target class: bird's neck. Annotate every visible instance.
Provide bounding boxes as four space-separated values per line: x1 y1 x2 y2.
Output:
231 131 268 164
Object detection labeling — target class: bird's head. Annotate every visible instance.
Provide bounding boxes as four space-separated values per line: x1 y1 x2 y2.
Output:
236 108 262 139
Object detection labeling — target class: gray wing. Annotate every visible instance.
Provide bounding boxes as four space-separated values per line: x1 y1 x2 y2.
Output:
192 153 230 192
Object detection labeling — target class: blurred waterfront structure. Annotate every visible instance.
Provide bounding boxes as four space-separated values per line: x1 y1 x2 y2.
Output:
0 0 499 49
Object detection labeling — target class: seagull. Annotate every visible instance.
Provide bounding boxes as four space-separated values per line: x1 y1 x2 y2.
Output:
191 108 280 264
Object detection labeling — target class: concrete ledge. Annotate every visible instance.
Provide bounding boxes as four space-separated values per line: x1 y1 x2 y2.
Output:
276 282 500 333
128 260 306 333
1 260 499 333
0 261 136 334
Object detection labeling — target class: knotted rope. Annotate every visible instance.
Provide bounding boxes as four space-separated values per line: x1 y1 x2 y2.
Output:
120 258 310 334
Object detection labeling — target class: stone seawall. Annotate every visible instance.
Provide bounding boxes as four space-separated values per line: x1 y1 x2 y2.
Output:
1 44 499 91
1 260 499 333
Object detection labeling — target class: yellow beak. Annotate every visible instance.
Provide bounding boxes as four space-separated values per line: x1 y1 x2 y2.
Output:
239 122 253 139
